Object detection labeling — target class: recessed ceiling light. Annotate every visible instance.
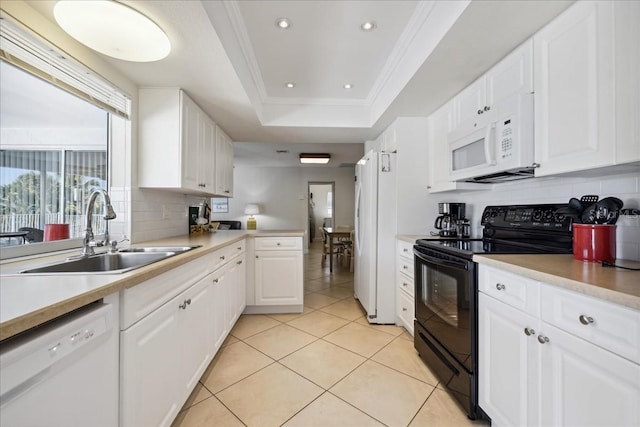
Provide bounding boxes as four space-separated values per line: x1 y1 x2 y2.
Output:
285 82 295 88
343 84 353 89
53 0 171 62
361 21 377 32
275 18 291 29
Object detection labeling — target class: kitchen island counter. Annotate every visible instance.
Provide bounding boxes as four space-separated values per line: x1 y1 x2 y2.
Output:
0 230 304 341
474 254 640 310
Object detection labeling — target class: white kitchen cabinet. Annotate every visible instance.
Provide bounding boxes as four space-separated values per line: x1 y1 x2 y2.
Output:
479 293 540 427
120 275 213 427
215 124 234 197
453 39 532 129
395 239 415 335
138 88 217 195
210 266 229 353
534 1 640 176
478 265 640 426
253 237 303 308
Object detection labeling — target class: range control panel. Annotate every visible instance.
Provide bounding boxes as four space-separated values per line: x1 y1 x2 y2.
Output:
481 204 572 230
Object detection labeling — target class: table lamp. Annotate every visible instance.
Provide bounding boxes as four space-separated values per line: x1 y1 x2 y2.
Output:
244 204 260 230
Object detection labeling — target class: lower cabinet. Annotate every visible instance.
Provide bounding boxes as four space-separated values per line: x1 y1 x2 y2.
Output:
120 275 213 427
395 239 415 335
255 250 302 305
120 240 247 427
478 265 640 427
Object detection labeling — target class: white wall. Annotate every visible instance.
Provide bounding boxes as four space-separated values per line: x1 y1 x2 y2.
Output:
212 166 355 251
425 171 640 260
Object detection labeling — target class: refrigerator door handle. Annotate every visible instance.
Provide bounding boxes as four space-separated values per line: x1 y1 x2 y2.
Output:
354 181 362 255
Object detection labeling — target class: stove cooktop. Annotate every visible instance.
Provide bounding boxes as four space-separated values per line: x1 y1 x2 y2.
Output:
416 237 573 259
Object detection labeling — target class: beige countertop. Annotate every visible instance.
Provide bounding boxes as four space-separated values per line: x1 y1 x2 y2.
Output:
0 230 304 341
397 234 430 243
474 254 640 310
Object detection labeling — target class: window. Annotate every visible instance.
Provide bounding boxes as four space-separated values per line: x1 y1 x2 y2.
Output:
0 60 108 247
327 192 333 217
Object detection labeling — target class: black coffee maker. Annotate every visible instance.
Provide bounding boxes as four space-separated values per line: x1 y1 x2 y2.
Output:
434 202 468 237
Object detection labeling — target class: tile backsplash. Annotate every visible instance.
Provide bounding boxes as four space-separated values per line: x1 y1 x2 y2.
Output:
426 171 640 261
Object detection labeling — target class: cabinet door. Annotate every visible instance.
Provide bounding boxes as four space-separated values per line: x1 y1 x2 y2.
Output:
232 255 246 321
200 116 216 192
215 126 234 197
181 92 200 191
539 322 640 427
486 39 533 107
453 77 486 128
479 293 540 427
121 277 211 427
534 1 616 176
211 268 228 353
396 286 414 335
254 250 303 305
427 101 454 191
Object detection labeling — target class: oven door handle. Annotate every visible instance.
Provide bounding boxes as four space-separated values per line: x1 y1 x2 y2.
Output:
414 250 469 270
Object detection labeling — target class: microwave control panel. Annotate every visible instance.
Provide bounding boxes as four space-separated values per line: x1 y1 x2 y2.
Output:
499 117 515 159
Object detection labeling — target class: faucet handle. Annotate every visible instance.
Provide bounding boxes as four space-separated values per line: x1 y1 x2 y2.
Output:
108 240 119 253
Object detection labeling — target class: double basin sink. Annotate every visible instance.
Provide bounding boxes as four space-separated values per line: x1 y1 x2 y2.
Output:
20 246 201 274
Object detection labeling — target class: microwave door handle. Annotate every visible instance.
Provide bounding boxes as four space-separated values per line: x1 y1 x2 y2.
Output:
484 123 496 166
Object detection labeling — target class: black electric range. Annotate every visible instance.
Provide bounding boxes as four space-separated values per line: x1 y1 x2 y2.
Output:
413 204 573 421
417 203 574 258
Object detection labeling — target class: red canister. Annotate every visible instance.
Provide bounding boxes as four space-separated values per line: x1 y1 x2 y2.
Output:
572 224 616 262
44 224 70 241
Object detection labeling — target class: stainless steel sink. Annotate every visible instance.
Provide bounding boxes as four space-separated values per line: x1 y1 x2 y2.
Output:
20 246 201 274
118 246 200 253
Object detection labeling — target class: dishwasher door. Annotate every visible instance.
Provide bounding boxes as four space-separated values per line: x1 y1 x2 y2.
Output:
0 302 118 427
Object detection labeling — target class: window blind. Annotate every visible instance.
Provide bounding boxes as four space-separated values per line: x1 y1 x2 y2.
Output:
0 16 131 119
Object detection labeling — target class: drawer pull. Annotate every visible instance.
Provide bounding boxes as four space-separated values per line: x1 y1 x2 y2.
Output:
496 283 506 291
579 315 594 325
403 248 409 253
178 299 191 310
402 307 408 312
220 255 225 260
213 278 219 284
403 282 409 287
237 260 243 265
524 327 535 336
277 242 281 246
537 335 550 344
403 265 409 270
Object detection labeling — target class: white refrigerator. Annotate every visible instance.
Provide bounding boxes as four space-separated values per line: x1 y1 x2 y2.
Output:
354 150 397 324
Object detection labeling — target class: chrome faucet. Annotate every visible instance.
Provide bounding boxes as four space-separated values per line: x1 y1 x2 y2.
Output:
81 189 117 257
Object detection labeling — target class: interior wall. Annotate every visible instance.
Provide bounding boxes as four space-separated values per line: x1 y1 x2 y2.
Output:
212 166 355 252
424 171 640 260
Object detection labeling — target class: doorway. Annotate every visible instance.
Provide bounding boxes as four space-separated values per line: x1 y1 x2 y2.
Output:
308 182 335 245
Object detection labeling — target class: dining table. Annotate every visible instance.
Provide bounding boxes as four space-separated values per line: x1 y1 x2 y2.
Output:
323 227 353 272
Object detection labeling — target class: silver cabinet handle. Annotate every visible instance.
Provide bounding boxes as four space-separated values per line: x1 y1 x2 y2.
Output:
579 315 594 325
524 327 535 336
537 335 550 344
237 260 243 265
179 301 188 310
403 248 409 253
402 282 409 287
277 242 281 246
484 105 491 111
213 278 219 284
496 283 506 291
402 307 408 312
477 109 484 115
220 255 225 260
403 265 409 270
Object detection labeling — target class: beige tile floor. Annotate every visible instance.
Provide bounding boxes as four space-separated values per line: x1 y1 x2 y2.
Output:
172 241 489 427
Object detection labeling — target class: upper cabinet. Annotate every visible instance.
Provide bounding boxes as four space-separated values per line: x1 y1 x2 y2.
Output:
453 40 533 129
534 1 640 176
215 125 234 197
138 88 234 196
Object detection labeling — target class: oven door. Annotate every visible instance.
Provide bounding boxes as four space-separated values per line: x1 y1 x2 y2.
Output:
413 245 475 372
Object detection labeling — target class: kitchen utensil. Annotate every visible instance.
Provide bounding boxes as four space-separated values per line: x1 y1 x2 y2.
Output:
580 195 599 204
581 203 598 224
594 197 623 224
568 197 585 215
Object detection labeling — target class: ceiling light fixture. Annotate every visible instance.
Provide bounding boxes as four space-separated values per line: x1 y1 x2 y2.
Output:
361 21 377 32
343 84 353 89
53 0 170 62
299 153 331 164
285 82 295 88
275 18 291 29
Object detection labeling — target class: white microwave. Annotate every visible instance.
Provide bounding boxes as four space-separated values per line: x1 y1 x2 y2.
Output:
448 92 535 183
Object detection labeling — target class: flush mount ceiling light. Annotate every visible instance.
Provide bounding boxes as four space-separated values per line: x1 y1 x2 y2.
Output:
275 18 291 29
285 82 295 88
343 84 353 89
299 153 331 164
360 21 377 32
54 0 171 62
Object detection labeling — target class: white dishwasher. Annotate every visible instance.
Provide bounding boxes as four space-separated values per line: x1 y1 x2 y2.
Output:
0 300 119 427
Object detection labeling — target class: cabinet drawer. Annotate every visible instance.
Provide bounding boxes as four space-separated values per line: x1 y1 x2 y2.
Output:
254 236 302 250
540 284 640 363
397 240 414 260
479 265 540 316
397 256 414 279
213 239 246 268
396 270 414 298
397 287 415 335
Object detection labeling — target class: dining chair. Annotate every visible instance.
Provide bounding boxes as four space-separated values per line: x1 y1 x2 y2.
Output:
319 227 345 267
